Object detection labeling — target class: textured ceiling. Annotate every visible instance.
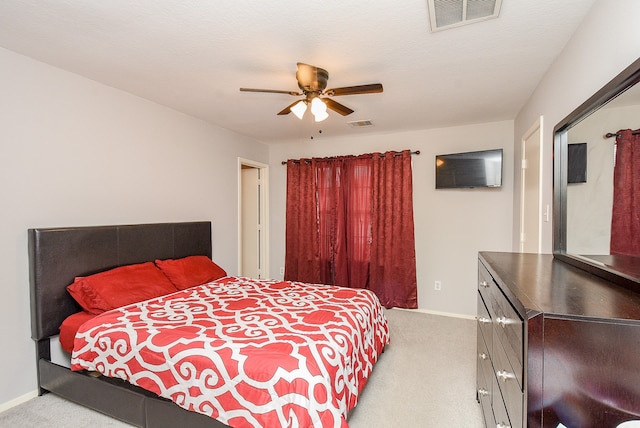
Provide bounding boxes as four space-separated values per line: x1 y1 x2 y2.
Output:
0 0 598 143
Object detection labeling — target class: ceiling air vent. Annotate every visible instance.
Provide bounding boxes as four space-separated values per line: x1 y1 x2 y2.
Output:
348 120 374 128
427 0 502 32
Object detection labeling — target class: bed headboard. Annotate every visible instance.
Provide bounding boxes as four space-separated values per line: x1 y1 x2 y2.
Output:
28 221 212 341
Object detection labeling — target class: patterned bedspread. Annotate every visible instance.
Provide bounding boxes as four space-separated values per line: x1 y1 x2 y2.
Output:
71 277 390 428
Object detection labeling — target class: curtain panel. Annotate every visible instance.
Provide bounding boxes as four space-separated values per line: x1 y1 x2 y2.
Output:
611 129 640 257
284 158 321 283
370 151 418 308
284 150 417 308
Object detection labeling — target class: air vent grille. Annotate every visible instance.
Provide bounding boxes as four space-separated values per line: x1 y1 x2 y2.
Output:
427 0 502 32
348 120 374 128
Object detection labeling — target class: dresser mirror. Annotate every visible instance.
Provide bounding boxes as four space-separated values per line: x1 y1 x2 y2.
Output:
553 57 640 289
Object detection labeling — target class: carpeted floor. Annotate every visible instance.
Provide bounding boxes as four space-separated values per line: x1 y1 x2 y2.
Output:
0 309 484 427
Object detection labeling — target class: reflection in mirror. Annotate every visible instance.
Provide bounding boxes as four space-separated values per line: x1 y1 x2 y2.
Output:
554 57 640 289
566 84 640 254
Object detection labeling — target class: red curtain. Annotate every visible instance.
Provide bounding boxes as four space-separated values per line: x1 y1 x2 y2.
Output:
370 151 418 308
284 150 417 309
611 130 640 257
284 159 321 283
312 155 372 288
342 157 373 289
316 160 346 285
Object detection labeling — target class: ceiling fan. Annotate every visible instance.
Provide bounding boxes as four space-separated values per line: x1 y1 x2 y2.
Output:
240 63 383 122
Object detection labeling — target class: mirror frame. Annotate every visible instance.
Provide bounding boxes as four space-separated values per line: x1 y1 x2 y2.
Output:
553 57 640 290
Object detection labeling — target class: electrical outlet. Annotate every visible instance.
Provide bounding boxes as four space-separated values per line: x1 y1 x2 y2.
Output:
434 280 442 291
279 267 285 275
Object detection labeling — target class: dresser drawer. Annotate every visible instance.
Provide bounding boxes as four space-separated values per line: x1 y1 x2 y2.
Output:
493 333 524 428
476 341 494 428
478 264 494 309
491 292 523 384
478 389 494 428
492 372 512 428
477 323 493 391
477 291 492 352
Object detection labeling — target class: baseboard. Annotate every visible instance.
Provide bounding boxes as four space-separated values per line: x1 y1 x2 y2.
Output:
392 307 476 320
0 390 38 413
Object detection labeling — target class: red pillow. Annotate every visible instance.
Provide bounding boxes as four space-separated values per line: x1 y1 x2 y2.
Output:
67 262 178 314
155 256 227 290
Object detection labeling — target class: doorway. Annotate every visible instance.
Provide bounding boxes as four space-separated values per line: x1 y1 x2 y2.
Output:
238 158 269 278
520 117 544 253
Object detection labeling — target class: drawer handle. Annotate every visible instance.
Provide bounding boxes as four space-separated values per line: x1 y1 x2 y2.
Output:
478 317 491 324
478 352 488 360
496 316 511 328
477 388 489 397
496 423 511 428
496 370 516 382
479 280 489 288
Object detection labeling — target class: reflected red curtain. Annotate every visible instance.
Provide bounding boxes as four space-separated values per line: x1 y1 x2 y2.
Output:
284 159 321 282
370 150 418 308
284 150 417 308
611 130 640 257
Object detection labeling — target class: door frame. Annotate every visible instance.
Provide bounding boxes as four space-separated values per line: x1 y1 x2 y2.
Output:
520 116 544 253
237 158 269 278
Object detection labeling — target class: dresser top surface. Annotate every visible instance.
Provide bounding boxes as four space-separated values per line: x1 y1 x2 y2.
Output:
479 252 640 322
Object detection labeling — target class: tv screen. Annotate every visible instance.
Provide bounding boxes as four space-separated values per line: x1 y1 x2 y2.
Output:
567 143 587 183
435 149 503 189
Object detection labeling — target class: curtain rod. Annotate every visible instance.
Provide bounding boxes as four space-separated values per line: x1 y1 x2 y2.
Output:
604 128 640 138
281 150 420 165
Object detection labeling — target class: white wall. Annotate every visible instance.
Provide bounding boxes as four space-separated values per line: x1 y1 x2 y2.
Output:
0 47 268 406
268 121 514 317
513 0 640 253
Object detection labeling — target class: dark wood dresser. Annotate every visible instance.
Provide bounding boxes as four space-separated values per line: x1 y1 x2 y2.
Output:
477 251 640 428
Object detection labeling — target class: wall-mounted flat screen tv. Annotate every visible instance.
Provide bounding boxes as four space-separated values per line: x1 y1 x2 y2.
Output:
435 149 503 189
567 142 587 183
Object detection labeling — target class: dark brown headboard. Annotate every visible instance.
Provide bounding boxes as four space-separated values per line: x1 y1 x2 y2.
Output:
28 221 212 341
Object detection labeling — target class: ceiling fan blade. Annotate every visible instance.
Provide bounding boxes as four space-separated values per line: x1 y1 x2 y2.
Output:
277 100 303 115
325 83 383 96
240 88 301 96
323 98 354 116
296 63 329 92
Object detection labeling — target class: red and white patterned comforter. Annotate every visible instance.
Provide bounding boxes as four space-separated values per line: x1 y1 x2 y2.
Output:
71 277 390 428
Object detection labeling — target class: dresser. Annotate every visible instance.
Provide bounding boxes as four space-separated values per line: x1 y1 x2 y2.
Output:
477 252 640 428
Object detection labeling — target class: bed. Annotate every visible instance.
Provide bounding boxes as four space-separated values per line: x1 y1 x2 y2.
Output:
28 221 389 428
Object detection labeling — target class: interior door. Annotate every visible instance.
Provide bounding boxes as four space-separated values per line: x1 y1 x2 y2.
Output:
520 117 543 253
241 166 261 278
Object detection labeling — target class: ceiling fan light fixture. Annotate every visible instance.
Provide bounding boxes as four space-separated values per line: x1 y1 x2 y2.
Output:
313 109 329 122
291 100 307 119
310 98 329 122
310 97 327 115
240 63 383 122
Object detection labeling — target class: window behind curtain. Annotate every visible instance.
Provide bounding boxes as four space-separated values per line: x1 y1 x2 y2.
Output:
284 150 417 309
